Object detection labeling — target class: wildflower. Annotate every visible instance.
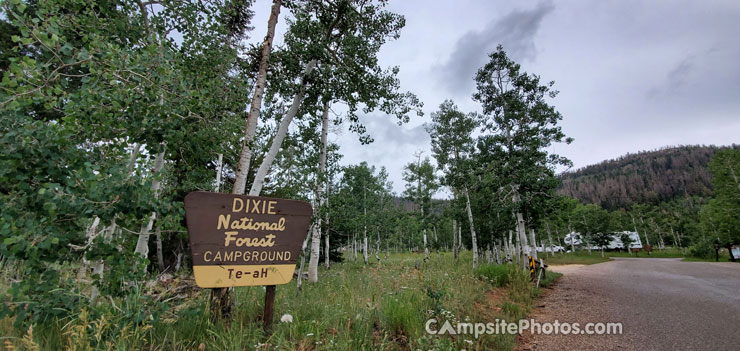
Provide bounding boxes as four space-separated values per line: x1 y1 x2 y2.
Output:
280 314 293 323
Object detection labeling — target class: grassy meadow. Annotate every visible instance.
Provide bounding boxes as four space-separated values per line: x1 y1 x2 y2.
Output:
1 251 561 351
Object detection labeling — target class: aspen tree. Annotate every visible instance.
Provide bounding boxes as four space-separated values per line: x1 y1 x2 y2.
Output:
233 0 281 194
308 101 331 282
473 46 572 268
427 101 479 268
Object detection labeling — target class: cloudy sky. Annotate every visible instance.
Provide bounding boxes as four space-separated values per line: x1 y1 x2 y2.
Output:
249 0 740 197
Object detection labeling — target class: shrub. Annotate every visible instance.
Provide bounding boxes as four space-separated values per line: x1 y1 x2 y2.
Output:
689 243 714 259
474 264 516 287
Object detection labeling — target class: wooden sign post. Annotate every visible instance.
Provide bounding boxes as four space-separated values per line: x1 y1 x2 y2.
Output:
183 191 312 331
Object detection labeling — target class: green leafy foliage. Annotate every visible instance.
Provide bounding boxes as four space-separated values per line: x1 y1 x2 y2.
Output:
700 149 740 244
0 0 254 327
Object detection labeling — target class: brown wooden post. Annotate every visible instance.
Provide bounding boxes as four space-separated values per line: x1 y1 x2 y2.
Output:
264 285 276 334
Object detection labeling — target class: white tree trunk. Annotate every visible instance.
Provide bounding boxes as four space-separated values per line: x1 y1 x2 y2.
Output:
452 219 457 259
324 181 331 269
307 218 322 282
90 143 139 303
458 226 463 251
638 216 651 248
307 99 330 283
77 217 101 279
90 221 116 303
134 147 166 258
503 236 509 262
174 252 183 272
507 230 513 262
463 188 479 268
155 228 165 271
249 60 318 196
671 226 681 248
423 229 428 259
215 153 223 192
546 222 555 257
516 211 528 257
296 233 310 291
127 143 141 175
512 190 530 265
324 230 330 269
529 229 538 260
233 0 282 194
514 230 521 266
363 234 368 264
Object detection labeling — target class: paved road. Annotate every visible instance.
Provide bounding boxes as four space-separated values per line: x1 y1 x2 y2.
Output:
521 258 740 350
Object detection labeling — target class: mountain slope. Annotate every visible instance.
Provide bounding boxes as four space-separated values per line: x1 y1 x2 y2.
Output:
557 145 739 209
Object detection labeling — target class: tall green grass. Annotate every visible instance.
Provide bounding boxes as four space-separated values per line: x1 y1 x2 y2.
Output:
1 252 553 350
475 264 516 287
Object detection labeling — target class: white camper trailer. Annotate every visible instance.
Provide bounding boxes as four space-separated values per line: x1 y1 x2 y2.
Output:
564 231 643 250
608 231 643 250
536 245 566 253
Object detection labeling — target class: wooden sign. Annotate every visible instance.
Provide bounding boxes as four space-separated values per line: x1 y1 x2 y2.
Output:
184 191 312 288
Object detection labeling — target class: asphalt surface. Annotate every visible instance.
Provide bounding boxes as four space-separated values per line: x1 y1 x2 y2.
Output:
521 258 740 350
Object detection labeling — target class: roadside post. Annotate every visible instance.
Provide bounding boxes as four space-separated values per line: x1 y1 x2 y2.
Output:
714 239 720 262
183 191 312 333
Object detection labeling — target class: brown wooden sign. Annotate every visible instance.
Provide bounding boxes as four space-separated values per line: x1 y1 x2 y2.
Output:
184 191 312 288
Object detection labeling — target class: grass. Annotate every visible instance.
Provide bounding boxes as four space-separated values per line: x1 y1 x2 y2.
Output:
0 251 555 351
682 254 735 262
538 270 562 288
607 247 686 258
475 263 518 287
604 247 737 262
540 247 738 265
539 251 611 265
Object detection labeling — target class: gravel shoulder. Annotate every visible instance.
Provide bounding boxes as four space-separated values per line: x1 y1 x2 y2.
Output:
519 258 740 351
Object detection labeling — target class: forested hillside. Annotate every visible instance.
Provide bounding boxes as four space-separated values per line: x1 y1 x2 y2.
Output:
557 145 740 209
